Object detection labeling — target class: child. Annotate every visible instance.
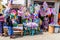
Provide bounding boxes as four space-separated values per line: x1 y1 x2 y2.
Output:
6 16 15 38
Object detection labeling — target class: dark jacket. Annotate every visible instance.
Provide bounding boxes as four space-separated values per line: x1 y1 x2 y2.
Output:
6 16 13 27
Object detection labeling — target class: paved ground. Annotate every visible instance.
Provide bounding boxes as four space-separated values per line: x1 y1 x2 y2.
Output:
0 32 60 40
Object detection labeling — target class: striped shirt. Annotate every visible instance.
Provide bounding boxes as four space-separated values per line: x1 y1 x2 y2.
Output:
0 16 4 22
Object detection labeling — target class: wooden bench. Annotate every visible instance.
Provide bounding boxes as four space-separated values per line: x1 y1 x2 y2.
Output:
3 27 23 36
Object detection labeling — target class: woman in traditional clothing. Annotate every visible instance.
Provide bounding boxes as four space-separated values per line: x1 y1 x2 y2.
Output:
6 16 15 38
43 15 49 31
0 13 4 36
18 8 23 24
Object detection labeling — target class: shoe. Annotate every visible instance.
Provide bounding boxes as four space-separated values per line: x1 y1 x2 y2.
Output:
3 33 7 37
10 35 15 39
0 33 3 36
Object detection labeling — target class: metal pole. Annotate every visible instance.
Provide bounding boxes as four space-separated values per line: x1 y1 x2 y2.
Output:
54 2 59 24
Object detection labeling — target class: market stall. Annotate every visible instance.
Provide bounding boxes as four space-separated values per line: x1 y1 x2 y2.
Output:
1 0 60 37
34 1 60 33
3 0 24 36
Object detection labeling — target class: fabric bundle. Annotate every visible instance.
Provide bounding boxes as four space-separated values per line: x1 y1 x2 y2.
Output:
4 0 12 17
29 4 34 14
40 8 46 16
26 22 38 29
11 10 16 15
7 0 13 8
46 8 51 15
18 10 23 17
43 1 48 11
35 4 40 13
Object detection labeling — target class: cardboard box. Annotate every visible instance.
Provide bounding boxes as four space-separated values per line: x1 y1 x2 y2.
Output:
48 25 54 33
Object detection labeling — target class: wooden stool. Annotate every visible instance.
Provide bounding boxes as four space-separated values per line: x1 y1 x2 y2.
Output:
13 28 23 36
